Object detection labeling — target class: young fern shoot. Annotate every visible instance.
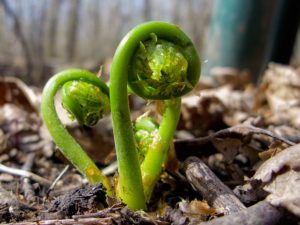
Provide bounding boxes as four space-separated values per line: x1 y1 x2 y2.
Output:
110 21 201 209
41 69 113 196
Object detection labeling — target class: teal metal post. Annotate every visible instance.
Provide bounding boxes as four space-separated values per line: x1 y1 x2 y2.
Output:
204 0 279 80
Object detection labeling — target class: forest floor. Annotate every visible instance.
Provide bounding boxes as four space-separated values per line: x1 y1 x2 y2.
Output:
0 63 300 224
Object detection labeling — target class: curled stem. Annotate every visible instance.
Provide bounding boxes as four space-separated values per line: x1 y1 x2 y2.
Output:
41 69 112 196
110 21 200 209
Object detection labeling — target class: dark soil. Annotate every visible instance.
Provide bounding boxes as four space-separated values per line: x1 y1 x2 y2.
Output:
1 64 300 224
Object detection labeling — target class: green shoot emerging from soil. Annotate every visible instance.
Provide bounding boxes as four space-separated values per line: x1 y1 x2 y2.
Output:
41 69 112 196
41 21 200 211
110 21 200 209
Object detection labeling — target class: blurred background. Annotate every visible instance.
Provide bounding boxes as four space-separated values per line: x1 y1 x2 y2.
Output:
0 0 300 86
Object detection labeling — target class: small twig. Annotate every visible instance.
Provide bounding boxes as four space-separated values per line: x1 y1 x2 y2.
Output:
175 125 295 159
22 152 37 202
21 153 36 172
102 161 118 176
9 217 111 225
183 157 246 215
0 163 51 186
195 201 284 225
175 124 296 146
222 125 295 146
72 203 124 219
46 165 69 197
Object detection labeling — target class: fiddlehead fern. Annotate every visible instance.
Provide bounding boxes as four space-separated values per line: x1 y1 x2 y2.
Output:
110 21 200 209
62 80 110 127
41 69 112 196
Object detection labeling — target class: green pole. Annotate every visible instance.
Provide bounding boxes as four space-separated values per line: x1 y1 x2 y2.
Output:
204 0 279 80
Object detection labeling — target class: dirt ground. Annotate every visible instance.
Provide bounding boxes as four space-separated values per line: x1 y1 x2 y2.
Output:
0 63 300 224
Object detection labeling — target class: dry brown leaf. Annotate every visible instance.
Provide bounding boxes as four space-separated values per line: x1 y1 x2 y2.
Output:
178 199 219 216
265 170 300 216
260 63 300 111
252 143 300 216
180 94 226 136
0 76 40 112
0 76 48 154
256 63 300 128
212 138 240 163
180 73 255 136
0 104 45 153
211 124 293 165
258 141 286 161
209 67 252 89
268 125 300 143
253 144 300 182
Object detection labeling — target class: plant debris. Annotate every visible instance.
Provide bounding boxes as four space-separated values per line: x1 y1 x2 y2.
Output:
1 63 300 224
43 184 107 219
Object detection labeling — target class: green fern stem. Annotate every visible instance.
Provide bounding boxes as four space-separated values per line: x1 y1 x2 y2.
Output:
41 69 113 196
110 21 200 209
